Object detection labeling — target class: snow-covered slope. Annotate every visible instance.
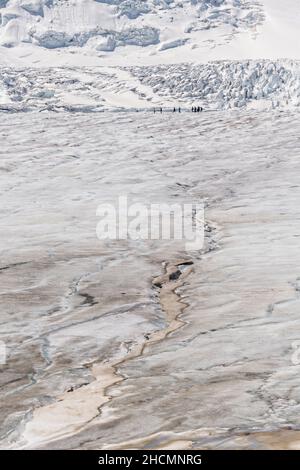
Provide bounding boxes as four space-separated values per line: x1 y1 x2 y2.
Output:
0 1 298 66
0 1 299 110
1 60 300 111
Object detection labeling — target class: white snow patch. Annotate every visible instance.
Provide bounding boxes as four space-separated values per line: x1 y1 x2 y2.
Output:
158 38 188 51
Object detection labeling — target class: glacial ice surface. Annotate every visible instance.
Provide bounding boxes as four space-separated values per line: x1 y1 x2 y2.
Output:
1 61 300 112
1 110 300 449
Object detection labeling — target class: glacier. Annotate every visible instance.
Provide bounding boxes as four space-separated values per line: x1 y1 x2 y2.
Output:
2 0 300 453
0 1 299 109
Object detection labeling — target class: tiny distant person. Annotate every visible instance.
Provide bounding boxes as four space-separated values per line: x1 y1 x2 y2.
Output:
178 107 181 113
160 107 162 113
173 107 176 112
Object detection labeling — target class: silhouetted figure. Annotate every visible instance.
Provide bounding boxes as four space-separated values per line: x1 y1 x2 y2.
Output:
154 108 156 114
178 107 181 113
160 107 163 114
197 106 200 113
173 107 176 112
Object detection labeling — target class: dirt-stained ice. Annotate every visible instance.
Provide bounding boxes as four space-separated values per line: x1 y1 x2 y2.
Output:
1 110 300 449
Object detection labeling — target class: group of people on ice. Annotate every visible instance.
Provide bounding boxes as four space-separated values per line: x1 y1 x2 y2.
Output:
192 106 203 112
153 106 204 113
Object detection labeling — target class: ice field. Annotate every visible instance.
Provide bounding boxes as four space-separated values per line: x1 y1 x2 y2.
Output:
2 110 300 449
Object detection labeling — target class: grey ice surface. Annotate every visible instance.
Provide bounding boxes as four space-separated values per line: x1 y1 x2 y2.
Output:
1 110 300 449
